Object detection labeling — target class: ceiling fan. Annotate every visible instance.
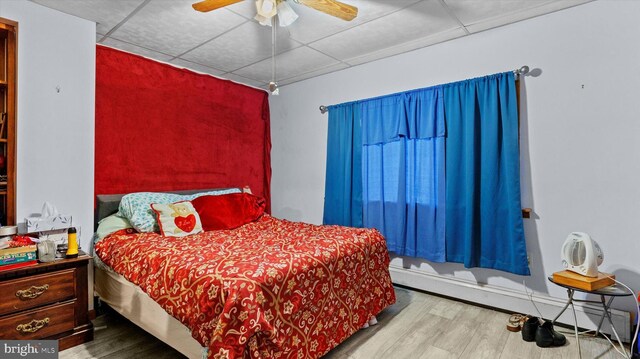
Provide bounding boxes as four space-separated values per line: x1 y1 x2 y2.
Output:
192 0 357 94
192 0 358 27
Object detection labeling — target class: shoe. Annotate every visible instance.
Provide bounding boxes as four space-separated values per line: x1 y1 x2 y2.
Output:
535 321 566 347
521 316 540 342
507 314 528 332
549 322 566 346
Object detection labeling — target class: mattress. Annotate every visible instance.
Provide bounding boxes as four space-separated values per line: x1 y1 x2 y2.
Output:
94 265 205 359
95 214 396 358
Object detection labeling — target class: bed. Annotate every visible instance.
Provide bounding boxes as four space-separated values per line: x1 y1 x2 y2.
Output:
92 190 396 359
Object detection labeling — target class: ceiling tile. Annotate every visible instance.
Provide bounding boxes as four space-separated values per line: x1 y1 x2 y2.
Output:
284 0 422 44
110 0 247 57
222 1 259 20
30 0 145 35
443 0 553 25
345 27 467 66
278 63 350 86
219 73 268 89
445 0 594 33
233 46 341 84
181 21 301 72
169 58 225 76
309 0 461 61
101 37 173 62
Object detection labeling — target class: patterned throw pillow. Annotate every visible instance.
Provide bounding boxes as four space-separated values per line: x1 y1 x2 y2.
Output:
151 201 203 237
119 192 183 232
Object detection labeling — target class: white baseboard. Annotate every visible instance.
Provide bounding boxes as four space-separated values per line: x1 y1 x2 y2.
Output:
389 265 631 343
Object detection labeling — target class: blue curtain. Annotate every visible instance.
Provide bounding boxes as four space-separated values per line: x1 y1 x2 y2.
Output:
323 102 363 227
443 72 530 275
361 87 446 262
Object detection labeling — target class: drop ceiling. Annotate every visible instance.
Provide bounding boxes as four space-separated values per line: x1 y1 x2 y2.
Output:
31 0 592 89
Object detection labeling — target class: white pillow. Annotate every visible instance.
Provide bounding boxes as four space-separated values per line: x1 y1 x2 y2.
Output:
151 201 203 237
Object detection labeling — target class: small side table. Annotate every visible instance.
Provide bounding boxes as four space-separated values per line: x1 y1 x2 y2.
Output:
548 276 632 358
0 251 94 350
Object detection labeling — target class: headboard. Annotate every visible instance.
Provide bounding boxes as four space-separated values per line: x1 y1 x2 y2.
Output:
95 46 271 213
94 188 237 231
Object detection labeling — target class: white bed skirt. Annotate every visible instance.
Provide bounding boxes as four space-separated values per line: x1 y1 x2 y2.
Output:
94 266 205 359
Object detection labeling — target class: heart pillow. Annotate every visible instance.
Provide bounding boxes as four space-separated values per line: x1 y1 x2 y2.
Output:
151 201 203 237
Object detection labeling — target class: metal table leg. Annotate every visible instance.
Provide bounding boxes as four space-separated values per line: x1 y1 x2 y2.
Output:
600 295 629 358
552 289 582 358
569 292 582 359
595 296 615 337
553 288 574 323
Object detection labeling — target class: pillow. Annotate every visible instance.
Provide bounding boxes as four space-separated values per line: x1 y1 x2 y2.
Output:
185 188 241 200
191 193 266 231
151 201 203 237
119 189 241 233
119 192 183 232
96 213 134 240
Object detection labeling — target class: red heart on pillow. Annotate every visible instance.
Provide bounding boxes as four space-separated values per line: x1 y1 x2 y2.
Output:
174 214 196 233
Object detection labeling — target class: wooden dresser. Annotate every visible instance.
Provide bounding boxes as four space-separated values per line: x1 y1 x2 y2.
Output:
0 252 93 350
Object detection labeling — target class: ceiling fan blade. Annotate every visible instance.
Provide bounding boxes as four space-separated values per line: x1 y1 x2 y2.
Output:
192 0 243 12
297 0 358 21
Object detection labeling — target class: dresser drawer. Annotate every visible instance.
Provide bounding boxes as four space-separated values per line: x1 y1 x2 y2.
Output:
0 269 75 316
0 301 75 340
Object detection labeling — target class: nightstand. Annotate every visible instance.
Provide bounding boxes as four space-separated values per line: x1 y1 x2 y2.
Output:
548 276 632 359
0 251 94 350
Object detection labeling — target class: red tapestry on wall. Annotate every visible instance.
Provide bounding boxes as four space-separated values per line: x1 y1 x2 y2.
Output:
95 46 271 212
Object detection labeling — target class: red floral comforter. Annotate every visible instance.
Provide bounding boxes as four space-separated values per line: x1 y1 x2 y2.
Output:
95 214 396 358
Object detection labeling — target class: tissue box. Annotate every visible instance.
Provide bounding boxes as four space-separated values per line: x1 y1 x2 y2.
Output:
25 214 72 232
38 229 69 246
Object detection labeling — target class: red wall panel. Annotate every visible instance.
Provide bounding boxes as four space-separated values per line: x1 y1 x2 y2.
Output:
95 46 271 211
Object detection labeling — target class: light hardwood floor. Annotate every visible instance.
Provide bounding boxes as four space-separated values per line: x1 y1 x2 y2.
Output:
61 287 624 359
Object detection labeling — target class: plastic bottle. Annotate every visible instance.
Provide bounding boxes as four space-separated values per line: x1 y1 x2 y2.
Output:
66 227 78 258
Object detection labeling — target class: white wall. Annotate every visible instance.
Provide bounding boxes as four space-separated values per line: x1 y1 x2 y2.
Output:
270 0 640 316
0 0 95 250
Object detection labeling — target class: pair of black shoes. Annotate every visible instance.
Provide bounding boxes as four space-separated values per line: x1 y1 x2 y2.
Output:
521 317 566 347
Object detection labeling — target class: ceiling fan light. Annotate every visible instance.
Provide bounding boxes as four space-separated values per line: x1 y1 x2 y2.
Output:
277 1 299 27
255 0 277 18
261 0 275 14
254 13 272 26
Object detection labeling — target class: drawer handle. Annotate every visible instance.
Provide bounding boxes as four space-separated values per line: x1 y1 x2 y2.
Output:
16 317 50 333
15 284 50 300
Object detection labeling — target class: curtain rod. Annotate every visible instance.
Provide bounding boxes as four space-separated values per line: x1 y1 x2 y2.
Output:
318 66 530 114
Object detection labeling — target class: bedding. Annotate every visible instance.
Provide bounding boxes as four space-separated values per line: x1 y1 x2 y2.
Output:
96 213 133 240
120 189 241 232
151 201 203 237
95 214 395 359
192 193 266 231
119 192 183 232
94 266 205 359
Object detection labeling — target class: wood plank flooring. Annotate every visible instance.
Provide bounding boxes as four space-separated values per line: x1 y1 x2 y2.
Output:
61 287 624 358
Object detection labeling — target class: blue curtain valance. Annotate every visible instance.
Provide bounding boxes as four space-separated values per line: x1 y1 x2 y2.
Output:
361 87 445 145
